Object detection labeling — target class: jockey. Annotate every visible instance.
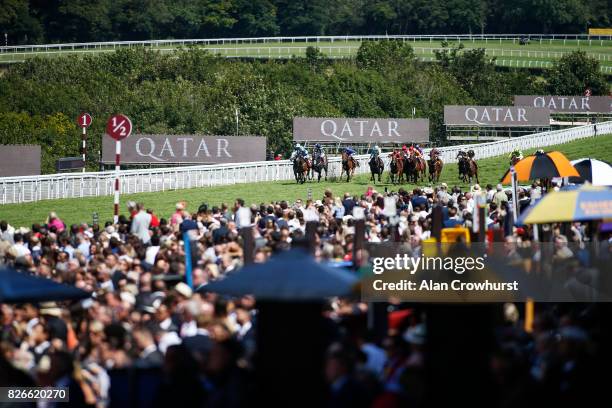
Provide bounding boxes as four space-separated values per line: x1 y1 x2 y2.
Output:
414 143 424 157
291 144 311 167
430 148 440 159
509 149 523 161
401 145 409 159
313 143 325 159
456 150 467 160
369 145 381 161
291 143 309 160
344 146 357 166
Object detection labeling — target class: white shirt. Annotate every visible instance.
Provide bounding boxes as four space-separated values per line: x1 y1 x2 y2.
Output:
77 241 90 256
180 320 198 338
288 219 300 231
238 321 252 339
13 243 30 257
159 317 173 331
145 246 160 265
131 211 152 244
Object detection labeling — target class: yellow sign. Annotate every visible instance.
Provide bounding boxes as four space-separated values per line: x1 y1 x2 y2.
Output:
589 28 612 35
441 227 471 243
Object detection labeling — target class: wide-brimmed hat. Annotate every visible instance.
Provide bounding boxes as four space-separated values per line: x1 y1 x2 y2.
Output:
174 282 193 298
39 302 62 317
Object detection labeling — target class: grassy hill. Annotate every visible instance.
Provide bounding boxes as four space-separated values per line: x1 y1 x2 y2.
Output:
1 134 610 228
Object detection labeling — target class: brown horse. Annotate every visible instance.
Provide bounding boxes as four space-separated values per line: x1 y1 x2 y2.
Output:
458 156 479 184
311 150 328 182
293 156 310 184
428 156 443 183
405 152 426 184
389 152 404 184
340 151 358 182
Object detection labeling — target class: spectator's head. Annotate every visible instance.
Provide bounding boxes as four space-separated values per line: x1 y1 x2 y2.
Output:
132 325 156 351
30 322 48 345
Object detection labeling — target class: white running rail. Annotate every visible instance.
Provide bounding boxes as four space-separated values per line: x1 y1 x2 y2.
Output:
2 34 611 54
0 121 610 205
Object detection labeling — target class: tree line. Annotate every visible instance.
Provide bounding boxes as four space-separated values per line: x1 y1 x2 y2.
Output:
1 0 610 45
0 41 607 173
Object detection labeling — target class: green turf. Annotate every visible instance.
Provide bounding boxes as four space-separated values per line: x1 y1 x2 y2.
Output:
1 38 610 71
1 134 611 228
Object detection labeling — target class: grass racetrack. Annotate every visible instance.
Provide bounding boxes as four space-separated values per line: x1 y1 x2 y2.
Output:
1 134 611 228
1 38 611 73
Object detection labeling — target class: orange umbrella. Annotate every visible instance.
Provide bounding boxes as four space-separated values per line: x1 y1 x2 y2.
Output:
500 150 579 184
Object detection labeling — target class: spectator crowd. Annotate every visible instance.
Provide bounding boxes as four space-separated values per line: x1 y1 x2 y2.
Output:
0 181 609 407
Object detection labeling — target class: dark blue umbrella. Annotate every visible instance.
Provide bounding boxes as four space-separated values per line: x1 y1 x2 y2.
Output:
0 268 91 303
200 248 358 301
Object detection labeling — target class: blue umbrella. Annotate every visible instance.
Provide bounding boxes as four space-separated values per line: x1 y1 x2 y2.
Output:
0 268 91 303
200 248 358 301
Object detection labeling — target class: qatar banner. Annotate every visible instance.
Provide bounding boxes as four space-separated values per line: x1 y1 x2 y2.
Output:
102 135 266 164
0 145 41 176
293 117 429 143
514 95 612 113
444 105 550 127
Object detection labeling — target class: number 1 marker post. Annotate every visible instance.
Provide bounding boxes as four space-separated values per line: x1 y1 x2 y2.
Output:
105 114 133 224
77 113 92 172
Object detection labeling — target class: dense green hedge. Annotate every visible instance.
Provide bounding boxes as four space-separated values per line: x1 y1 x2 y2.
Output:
0 42 607 173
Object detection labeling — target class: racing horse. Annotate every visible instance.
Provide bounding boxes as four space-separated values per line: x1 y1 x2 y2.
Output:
369 154 384 183
428 155 443 183
340 151 358 182
293 156 310 184
389 151 404 184
457 150 479 184
404 152 427 184
311 149 328 182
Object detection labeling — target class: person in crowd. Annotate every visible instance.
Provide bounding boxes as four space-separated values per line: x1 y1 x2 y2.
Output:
131 203 152 244
46 212 66 233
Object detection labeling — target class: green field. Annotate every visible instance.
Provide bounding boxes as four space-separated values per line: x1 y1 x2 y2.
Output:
1 38 611 72
1 134 611 228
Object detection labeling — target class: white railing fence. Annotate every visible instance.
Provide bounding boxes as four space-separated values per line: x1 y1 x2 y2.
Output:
1 121 609 205
2 34 611 54
3 46 610 72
